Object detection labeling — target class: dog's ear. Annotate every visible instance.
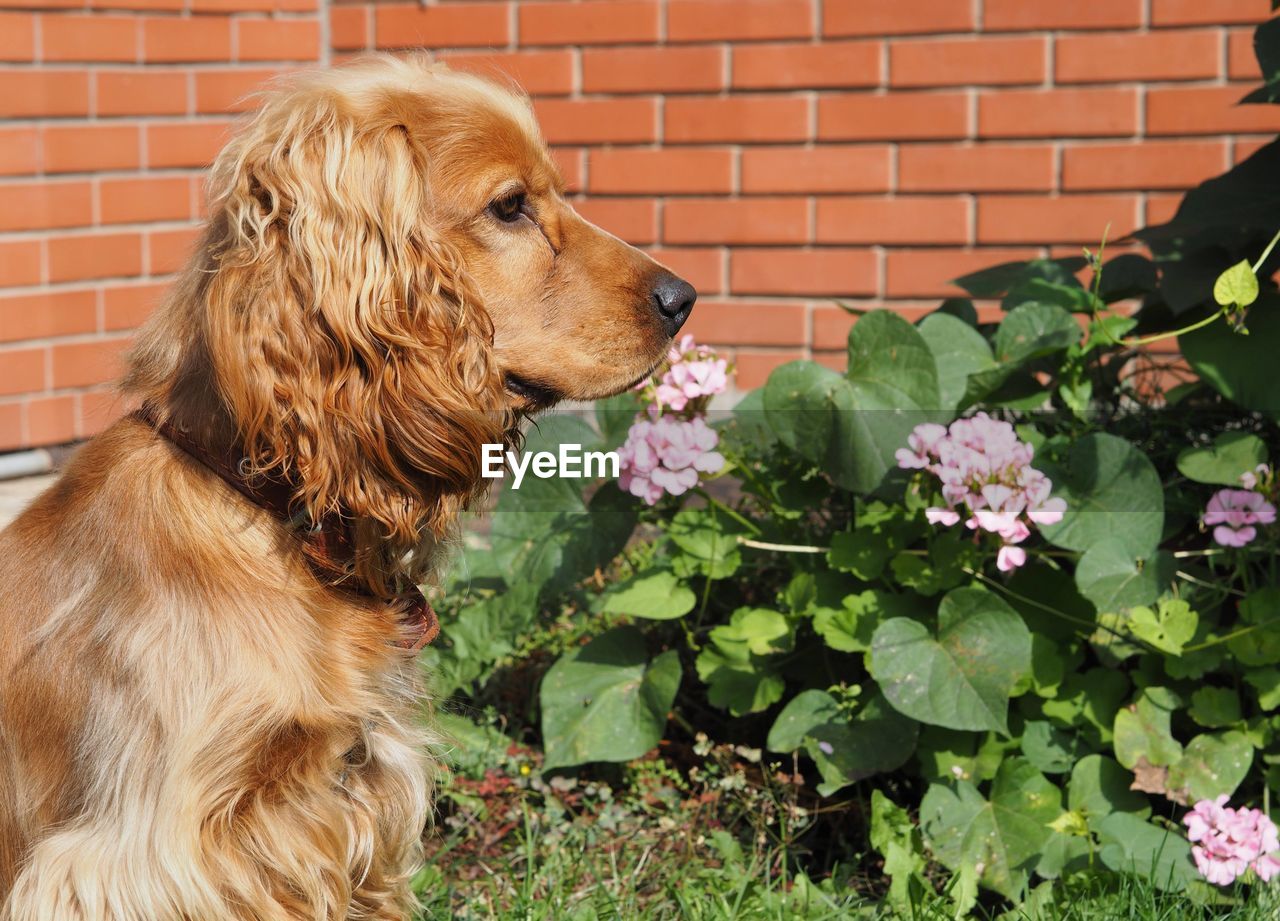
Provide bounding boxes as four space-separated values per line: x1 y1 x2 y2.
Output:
202 83 508 586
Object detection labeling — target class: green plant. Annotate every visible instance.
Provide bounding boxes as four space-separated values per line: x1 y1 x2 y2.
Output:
422 7 1280 914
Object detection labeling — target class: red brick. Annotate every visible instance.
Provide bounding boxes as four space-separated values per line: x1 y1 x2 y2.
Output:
824 0 974 36
51 338 129 389
0 0 80 7
42 14 138 62
819 93 969 141
0 71 89 118
80 388 130 438
143 18 232 62
0 402 20 450
979 88 1138 139
236 18 319 62
685 301 807 347
97 71 187 116
147 226 199 274
103 282 167 330
0 12 35 60
1144 194 1183 227
550 146 582 192
0 348 45 397
146 122 233 169
26 395 77 445
1235 137 1271 163
977 195 1140 245
812 304 953 349
1056 31 1220 84
195 68 282 113
329 6 368 51
519 1 657 45
582 46 724 94
0 127 39 175
1148 87 1280 136
1150 0 1266 26
884 248 1041 297
741 146 892 194
534 98 657 144
48 232 143 282
0 290 96 344
732 41 879 90
1062 141 1228 192
43 124 140 173
816 197 970 245
99 176 193 224
730 248 877 296
734 350 806 389
0 182 91 232
1229 29 1260 81
93 0 184 9
589 149 733 195
441 51 574 97
0 240 42 287
667 0 812 42
899 144 1054 193
891 37 1046 87
667 95 809 143
646 247 723 295
665 198 809 245
984 0 1142 30
377 1 511 48
572 198 657 245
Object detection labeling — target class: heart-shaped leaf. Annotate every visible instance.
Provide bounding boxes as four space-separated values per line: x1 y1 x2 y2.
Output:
540 627 681 770
994 303 1082 363
600 569 696 620
1213 259 1260 309
1075 538 1176 612
1167 731 1253 802
1068 754 1150 830
1114 688 1183 770
870 587 1031 734
1182 294 1280 420
1176 431 1268 486
918 312 994 411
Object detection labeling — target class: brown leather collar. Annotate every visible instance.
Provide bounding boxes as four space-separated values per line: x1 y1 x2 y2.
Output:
131 405 438 652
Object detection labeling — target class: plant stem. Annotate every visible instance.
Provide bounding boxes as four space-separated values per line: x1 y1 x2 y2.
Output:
737 537 826 554
693 488 762 536
1252 227 1280 274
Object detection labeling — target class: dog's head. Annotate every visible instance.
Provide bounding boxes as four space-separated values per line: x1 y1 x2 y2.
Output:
128 56 693 572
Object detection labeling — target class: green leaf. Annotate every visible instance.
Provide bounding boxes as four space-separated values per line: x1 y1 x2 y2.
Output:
1127 598 1197 657
1189 687 1243 728
710 607 792 657
695 640 785 717
870 587 1031 734
1038 433 1165 558
827 501 924 581
1002 277 1101 315
870 790 929 909
807 693 919 795
1114 687 1183 770
1176 432 1268 486
1213 259 1260 309
1021 721 1087 774
920 757 1062 898
993 303 1082 363
668 506 743 580
540 627 681 770
766 689 840 752
1183 294 1280 420
918 312 995 411
1075 538 1175 613
600 569 696 621
1246 667 1280 711
1042 668 1129 746
1167 731 1254 802
813 589 921 654
952 257 1087 299
1228 587 1280 666
1068 754 1151 830
594 391 643 450
1097 813 1196 892
846 309 941 409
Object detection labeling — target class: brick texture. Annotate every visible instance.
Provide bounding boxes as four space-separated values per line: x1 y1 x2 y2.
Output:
0 0 1275 449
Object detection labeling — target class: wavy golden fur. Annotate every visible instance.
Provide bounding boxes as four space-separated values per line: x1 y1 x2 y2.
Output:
0 56 692 919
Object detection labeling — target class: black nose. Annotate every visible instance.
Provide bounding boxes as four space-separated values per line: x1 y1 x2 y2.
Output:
650 271 697 336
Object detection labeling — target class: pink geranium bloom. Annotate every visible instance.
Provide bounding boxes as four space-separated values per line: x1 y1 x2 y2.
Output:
1185 796 1280 886
619 416 725 506
1203 489 1276 548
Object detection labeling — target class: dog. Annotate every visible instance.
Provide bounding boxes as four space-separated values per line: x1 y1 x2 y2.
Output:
0 55 694 920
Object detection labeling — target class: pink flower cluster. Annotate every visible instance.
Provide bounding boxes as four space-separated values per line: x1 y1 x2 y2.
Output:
649 335 729 414
1184 795 1280 886
618 416 726 506
895 413 1066 572
1204 465 1276 548
619 336 731 506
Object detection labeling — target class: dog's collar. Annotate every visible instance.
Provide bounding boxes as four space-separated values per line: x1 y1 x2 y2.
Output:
130 404 438 653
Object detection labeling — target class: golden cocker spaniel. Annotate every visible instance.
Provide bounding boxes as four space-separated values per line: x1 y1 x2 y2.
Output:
0 55 694 920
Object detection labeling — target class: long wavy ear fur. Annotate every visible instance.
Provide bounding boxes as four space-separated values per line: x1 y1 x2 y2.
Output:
126 65 509 594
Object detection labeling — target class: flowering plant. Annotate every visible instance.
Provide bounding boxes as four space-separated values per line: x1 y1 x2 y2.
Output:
1185 796 1280 885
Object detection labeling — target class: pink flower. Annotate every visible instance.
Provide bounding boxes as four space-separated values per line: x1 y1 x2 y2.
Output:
1204 489 1276 548
618 416 725 506
898 413 1064 572
1241 464 1271 490
1184 796 1280 886
649 335 729 413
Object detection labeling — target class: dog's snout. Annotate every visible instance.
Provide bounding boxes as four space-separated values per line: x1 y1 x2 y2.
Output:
650 271 697 336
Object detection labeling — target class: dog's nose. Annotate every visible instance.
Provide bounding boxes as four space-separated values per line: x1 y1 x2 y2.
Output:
650 271 697 336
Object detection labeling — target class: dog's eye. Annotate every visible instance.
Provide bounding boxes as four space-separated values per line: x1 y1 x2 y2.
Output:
489 192 528 224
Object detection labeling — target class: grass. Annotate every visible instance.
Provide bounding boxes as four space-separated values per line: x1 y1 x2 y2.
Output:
408 720 1280 921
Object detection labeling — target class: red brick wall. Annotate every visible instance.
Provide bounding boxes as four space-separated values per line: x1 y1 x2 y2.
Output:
2 0 1279 450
